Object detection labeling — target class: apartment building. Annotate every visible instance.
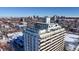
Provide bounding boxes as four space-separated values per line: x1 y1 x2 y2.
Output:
23 17 66 51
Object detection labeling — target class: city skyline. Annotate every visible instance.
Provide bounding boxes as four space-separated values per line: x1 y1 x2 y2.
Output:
0 7 79 17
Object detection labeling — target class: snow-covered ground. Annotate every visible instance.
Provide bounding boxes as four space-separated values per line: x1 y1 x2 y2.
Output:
64 33 79 51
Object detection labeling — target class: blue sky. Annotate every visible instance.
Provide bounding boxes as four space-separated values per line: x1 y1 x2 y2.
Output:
0 7 79 17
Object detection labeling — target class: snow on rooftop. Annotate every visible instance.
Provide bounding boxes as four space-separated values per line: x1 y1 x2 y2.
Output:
7 32 23 40
64 33 79 42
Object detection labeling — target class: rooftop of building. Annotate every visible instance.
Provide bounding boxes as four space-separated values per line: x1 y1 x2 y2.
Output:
25 17 62 34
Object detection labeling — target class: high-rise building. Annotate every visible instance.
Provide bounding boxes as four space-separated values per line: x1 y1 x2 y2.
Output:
23 17 66 51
